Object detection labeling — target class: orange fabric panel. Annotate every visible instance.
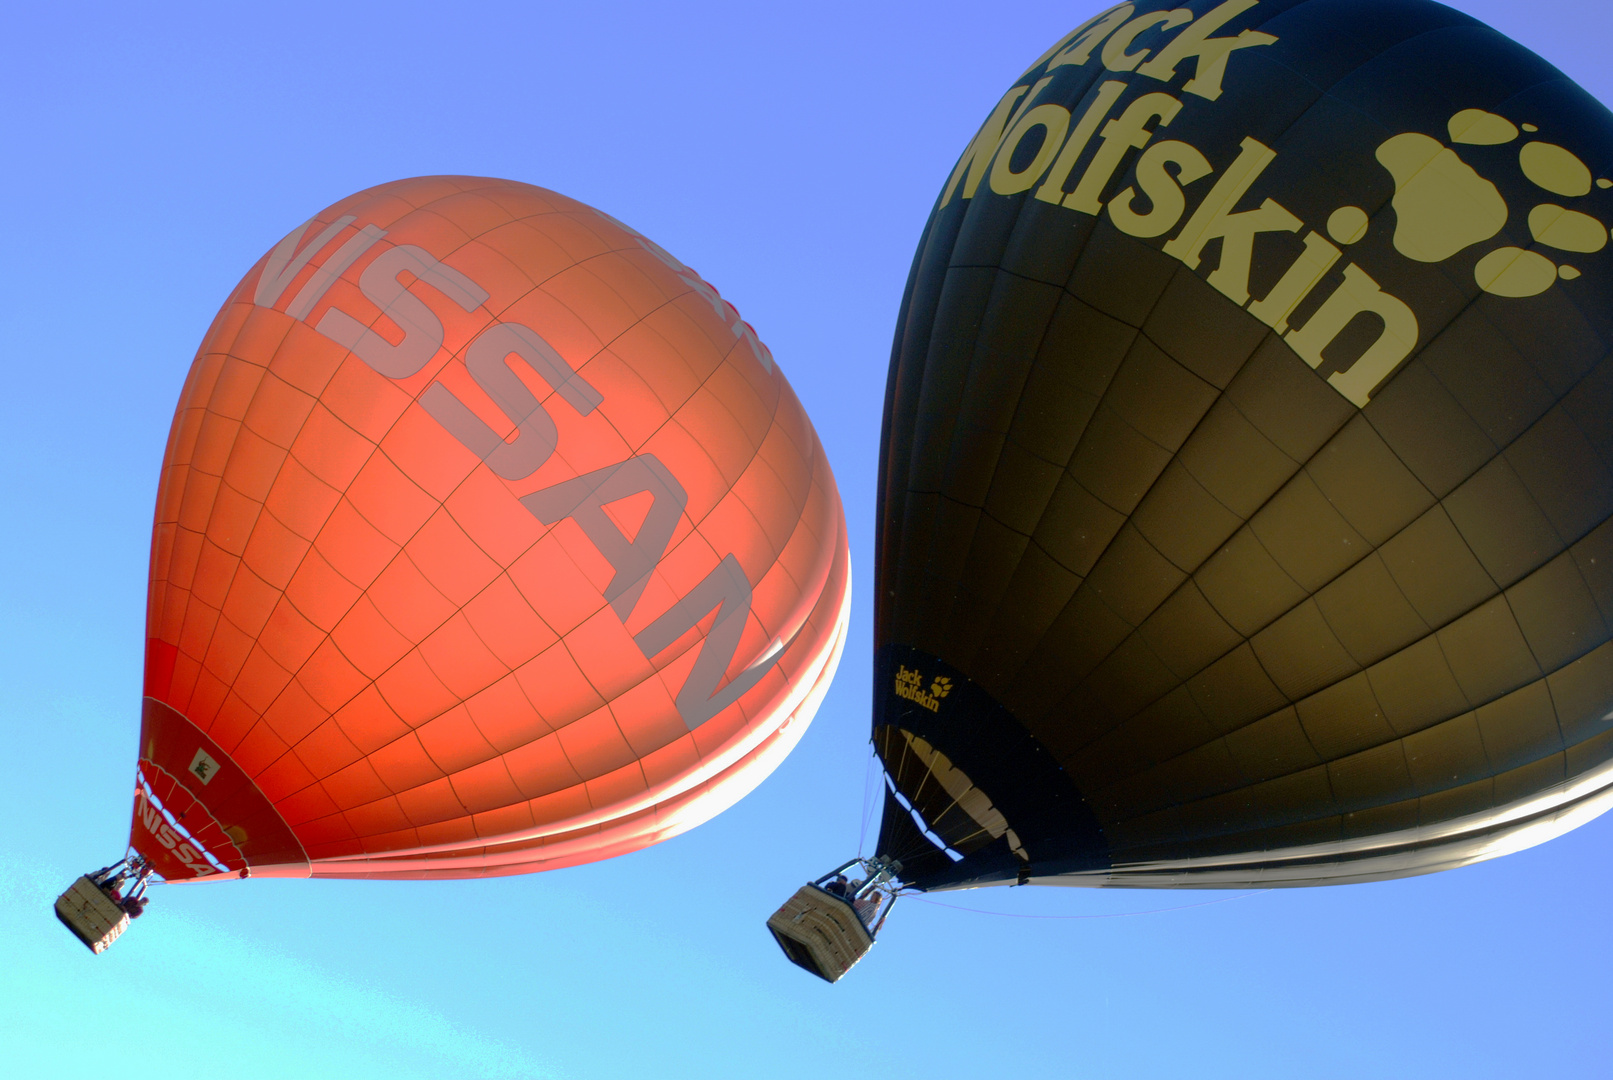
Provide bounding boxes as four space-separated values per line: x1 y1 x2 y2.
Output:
135 176 849 881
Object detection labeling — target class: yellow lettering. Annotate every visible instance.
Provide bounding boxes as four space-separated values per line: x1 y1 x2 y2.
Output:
1136 0 1278 101
1248 230 1342 332
1044 5 1137 72
1065 92 1185 215
1034 81 1127 204
1162 136 1299 304
1102 9 1193 72
1018 5 1133 78
1107 139 1213 238
940 78 1052 205
990 104 1073 195
1286 264 1420 408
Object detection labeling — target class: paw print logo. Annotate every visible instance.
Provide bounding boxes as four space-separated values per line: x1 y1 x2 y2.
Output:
929 676 953 700
1349 109 1609 298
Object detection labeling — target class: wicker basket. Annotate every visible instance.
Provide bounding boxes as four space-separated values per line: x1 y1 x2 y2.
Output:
766 884 873 982
55 876 130 954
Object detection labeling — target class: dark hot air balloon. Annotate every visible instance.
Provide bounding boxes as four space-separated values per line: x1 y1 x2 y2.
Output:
769 0 1613 982
57 176 850 952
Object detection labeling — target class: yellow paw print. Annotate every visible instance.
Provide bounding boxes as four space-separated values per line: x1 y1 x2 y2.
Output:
1338 109 1607 298
929 676 953 699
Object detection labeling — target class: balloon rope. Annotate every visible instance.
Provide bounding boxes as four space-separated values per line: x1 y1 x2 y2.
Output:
904 890 1271 920
856 745 878 856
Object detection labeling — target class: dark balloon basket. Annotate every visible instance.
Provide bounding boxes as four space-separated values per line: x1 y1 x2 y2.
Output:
54 877 129 954
767 884 874 983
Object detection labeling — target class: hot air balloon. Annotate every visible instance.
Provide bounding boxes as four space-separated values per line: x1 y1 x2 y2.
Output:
56 176 850 953
769 0 1613 982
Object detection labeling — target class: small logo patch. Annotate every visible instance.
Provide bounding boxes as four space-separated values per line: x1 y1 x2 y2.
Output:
189 748 221 785
894 666 950 713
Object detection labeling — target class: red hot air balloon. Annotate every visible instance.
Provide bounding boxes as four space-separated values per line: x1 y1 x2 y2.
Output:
56 176 850 950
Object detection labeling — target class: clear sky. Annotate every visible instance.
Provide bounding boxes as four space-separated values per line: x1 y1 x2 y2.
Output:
2 2 1610 1077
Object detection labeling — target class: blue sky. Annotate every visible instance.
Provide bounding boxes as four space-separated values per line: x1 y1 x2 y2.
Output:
2 2 1610 1077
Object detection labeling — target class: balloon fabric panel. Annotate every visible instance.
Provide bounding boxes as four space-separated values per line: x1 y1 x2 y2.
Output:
137 177 850 881
875 0 1613 891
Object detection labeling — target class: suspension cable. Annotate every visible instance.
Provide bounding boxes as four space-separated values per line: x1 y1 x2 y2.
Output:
856 742 878 857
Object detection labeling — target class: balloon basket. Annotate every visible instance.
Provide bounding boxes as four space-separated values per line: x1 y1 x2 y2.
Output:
54 877 130 954
55 854 153 954
767 884 874 983
767 857 900 983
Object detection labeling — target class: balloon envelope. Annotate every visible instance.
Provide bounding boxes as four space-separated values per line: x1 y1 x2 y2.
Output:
134 176 849 882
874 0 1613 891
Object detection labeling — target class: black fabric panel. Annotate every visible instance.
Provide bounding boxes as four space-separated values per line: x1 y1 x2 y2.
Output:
873 645 1109 889
872 786 956 885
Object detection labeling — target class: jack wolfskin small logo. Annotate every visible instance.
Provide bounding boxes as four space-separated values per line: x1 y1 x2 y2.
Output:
894 666 947 712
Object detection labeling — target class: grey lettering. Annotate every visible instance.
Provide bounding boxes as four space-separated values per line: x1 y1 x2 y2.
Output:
316 244 489 378
286 225 386 320
596 210 775 374
521 455 687 620
421 322 601 481
254 214 356 308
633 555 778 730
